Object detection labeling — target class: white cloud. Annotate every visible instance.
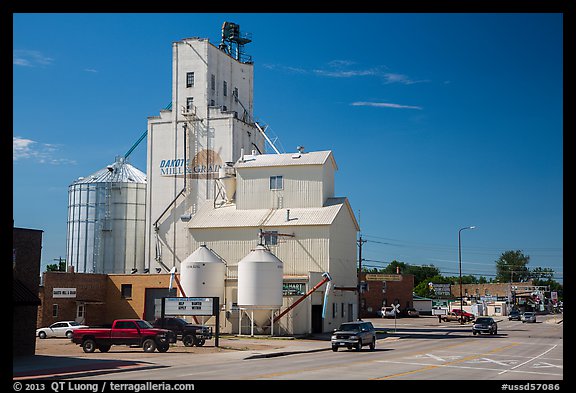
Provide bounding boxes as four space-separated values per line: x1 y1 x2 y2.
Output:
84 68 98 73
313 68 379 78
13 50 54 67
13 136 76 165
266 59 428 85
351 101 423 110
383 73 428 85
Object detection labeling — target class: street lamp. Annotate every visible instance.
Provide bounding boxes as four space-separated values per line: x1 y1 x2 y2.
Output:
458 226 476 324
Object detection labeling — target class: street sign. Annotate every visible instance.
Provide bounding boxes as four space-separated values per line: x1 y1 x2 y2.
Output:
392 304 400 313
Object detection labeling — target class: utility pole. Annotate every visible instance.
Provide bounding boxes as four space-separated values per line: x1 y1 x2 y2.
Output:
357 235 366 320
53 257 67 272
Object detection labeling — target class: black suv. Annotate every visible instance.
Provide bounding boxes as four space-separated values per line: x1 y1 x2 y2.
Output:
472 317 498 335
508 310 521 321
331 321 376 352
152 317 212 346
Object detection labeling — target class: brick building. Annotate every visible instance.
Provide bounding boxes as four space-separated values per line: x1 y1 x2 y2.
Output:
13 227 43 357
38 272 176 327
359 272 414 318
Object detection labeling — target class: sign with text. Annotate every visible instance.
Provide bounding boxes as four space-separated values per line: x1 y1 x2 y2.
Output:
430 283 451 296
365 274 402 281
163 297 215 316
283 282 306 296
53 288 77 298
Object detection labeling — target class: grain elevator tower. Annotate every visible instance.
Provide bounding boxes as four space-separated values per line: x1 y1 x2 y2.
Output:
145 23 265 272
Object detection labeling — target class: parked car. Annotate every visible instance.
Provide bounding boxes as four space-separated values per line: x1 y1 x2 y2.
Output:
151 317 212 347
508 310 522 321
402 308 420 317
521 312 537 323
472 317 498 335
451 309 475 322
36 321 88 339
71 319 176 353
441 312 467 323
331 321 376 352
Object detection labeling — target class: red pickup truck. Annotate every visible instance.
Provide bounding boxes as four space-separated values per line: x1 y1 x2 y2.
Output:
71 319 176 353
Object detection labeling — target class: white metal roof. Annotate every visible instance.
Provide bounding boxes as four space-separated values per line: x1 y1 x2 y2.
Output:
71 157 146 185
188 198 351 229
235 150 337 170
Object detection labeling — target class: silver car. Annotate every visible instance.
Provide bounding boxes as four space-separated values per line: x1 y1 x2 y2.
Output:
331 321 376 352
521 312 537 323
36 321 88 339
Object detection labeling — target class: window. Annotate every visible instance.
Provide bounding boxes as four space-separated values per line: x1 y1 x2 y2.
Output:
77 304 85 319
210 99 215 106
186 97 194 111
233 87 239 102
332 303 337 318
270 175 283 190
186 72 194 88
121 284 132 299
52 304 59 318
115 321 136 329
211 74 215 90
263 231 278 246
223 81 228 96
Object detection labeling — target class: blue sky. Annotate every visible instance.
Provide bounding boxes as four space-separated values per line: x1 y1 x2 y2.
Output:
12 13 563 283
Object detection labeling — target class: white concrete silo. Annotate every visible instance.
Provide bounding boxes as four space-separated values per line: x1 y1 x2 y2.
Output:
179 245 226 305
66 156 146 274
237 244 284 333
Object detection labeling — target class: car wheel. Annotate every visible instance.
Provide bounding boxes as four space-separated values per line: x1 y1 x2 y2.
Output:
38 331 47 339
355 340 362 351
332 346 338 352
98 344 111 352
473 331 477 335
183 334 194 347
143 338 157 353
194 338 206 347
82 339 97 353
157 343 169 353
66 331 73 339
369 337 376 350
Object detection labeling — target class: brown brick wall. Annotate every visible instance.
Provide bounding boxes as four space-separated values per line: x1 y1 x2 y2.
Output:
13 227 42 357
105 274 172 321
38 272 108 327
451 281 532 298
359 273 414 318
37 272 174 327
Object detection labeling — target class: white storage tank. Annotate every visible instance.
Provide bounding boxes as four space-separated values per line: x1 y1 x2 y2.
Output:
237 244 284 327
66 156 146 274
180 245 226 304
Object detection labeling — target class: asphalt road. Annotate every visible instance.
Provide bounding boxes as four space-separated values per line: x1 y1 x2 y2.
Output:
28 315 564 382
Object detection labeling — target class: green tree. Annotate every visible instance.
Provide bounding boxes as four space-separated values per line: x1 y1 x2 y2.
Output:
495 250 530 282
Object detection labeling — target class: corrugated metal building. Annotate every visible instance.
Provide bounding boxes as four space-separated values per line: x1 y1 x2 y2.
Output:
145 28 359 335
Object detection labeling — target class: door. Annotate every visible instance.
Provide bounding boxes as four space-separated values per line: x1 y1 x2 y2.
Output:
76 304 86 324
312 305 323 333
50 322 67 337
144 288 177 321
